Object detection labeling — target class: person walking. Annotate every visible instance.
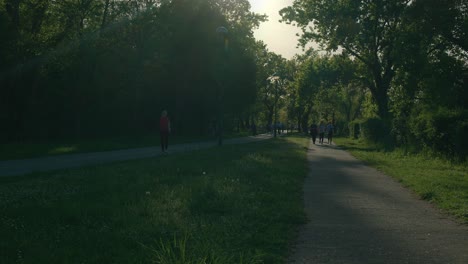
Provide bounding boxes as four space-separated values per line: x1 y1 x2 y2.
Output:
319 121 326 144
251 122 257 136
326 121 334 144
159 110 171 154
310 123 318 144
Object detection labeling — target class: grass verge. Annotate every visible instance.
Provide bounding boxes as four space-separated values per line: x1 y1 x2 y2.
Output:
334 137 468 224
0 135 308 264
0 132 252 161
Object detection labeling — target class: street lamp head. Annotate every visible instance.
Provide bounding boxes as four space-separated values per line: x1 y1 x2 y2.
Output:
216 26 228 35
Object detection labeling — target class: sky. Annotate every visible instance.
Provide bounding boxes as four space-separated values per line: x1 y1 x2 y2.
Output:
248 0 312 59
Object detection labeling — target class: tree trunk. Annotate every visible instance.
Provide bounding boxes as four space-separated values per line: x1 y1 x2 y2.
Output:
267 107 274 128
368 64 392 120
100 0 110 30
5 0 20 32
30 0 49 35
373 82 390 120
301 108 311 134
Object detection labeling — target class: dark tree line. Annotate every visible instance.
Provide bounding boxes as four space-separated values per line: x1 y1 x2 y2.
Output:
0 0 265 141
3 0 467 160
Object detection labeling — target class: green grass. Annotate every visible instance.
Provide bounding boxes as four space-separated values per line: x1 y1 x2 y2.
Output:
0 132 252 161
0 135 309 264
335 137 468 224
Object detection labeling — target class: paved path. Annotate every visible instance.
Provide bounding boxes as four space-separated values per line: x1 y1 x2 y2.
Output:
288 140 468 264
0 134 272 177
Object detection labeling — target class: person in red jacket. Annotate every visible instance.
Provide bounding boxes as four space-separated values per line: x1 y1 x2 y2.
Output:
159 110 171 153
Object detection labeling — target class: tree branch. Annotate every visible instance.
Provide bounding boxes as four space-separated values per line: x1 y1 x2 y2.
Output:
341 43 370 65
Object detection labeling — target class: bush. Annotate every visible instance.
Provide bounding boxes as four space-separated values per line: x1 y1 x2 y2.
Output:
334 121 348 136
409 106 468 159
348 120 360 139
454 120 468 159
359 117 391 144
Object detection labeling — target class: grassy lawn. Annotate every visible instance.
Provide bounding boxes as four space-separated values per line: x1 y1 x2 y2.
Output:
0 135 308 264
0 132 252 161
334 137 468 224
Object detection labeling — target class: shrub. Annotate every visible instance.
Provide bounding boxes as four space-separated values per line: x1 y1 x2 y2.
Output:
348 120 360 139
359 117 391 144
454 120 468 159
409 106 468 159
334 121 348 136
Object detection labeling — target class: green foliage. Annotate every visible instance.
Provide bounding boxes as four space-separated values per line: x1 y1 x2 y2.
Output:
336 83 365 123
279 0 467 159
287 54 362 132
348 120 360 139
0 0 264 142
357 117 392 147
281 0 412 119
254 50 290 127
147 234 263 264
409 106 468 159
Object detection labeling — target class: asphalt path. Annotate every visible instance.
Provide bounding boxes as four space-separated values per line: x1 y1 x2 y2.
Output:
2 134 467 264
288 139 468 264
0 134 272 177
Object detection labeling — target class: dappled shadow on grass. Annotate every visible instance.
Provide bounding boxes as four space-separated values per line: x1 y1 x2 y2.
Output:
308 149 393 178
334 137 398 153
335 143 378 153
0 135 310 264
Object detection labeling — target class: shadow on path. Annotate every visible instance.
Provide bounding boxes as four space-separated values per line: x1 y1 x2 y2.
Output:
288 140 468 264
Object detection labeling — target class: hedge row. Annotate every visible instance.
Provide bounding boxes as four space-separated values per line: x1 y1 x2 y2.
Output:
348 111 468 159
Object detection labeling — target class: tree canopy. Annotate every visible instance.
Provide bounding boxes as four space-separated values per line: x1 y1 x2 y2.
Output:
0 0 265 140
281 0 468 159
1 0 467 159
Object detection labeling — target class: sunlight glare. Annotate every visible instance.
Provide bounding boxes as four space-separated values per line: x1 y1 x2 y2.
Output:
248 0 309 59
249 0 267 12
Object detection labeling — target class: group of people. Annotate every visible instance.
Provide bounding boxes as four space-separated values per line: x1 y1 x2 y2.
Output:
309 121 334 145
160 109 335 153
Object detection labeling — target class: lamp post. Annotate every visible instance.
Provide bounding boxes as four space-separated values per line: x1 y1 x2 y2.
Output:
268 74 281 138
216 26 228 146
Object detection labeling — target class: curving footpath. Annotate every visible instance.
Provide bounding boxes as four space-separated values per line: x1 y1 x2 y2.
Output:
288 140 468 264
0 134 272 177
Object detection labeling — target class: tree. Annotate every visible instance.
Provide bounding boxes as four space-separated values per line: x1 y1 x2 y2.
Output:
281 0 413 119
0 0 266 141
254 51 286 128
411 0 467 57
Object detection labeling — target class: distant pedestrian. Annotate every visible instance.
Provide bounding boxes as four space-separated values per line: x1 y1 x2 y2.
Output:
277 122 281 135
319 121 326 144
251 122 257 136
310 123 318 144
159 110 171 153
326 121 334 144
